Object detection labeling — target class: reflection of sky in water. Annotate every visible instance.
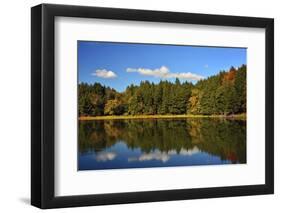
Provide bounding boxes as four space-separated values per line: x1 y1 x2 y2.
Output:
78 119 246 170
79 141 232 170
128 147 200 163
95 152 117 162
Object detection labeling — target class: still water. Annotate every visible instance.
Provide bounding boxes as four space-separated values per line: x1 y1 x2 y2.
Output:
78 118 246 170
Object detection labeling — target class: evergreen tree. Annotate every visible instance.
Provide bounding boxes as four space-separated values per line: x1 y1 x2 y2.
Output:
78 65 246 116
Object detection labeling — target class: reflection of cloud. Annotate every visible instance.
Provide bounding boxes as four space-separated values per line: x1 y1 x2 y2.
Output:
95 152 117 162
128 152 170 163
92 69 117 78
167 150 177 155
126 66 204 81
178 147 200 156
128 147 200 163
167 147 200 156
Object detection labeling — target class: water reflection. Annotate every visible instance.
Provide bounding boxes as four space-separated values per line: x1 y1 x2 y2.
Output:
128 151 170 163
95 152 117 162
127 147 201 163
78 118 246 170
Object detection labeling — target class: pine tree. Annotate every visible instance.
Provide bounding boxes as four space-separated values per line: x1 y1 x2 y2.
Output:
78 65 246 116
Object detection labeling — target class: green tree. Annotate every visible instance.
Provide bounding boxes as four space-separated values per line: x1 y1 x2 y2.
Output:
78 64 246 116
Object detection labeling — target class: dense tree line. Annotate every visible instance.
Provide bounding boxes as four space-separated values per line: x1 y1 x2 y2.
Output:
79 64 246 116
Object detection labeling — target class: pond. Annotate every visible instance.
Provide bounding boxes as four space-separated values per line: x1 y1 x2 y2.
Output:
78 118 246 170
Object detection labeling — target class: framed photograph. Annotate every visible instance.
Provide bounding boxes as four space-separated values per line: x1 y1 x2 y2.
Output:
31 4 274 209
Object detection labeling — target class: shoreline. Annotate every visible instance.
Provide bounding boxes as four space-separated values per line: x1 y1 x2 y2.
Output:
79 114 246 121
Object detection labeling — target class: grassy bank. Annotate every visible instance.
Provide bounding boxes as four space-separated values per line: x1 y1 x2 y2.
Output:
79 113 246 120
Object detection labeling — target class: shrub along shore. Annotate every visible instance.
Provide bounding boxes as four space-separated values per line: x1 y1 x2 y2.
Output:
79 113 246 120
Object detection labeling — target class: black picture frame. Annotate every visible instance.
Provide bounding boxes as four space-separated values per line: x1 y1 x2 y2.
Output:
31 3 274 209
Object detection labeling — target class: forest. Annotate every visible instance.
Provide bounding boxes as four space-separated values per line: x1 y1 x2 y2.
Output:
78 64 246 117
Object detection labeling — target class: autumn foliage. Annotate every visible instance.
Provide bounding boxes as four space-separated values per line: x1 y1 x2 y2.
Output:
79 65 246 116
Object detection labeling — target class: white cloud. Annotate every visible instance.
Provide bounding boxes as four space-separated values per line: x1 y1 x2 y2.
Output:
126 66 204 81
204 64 209 68
127 66 169 77
92 69 117 78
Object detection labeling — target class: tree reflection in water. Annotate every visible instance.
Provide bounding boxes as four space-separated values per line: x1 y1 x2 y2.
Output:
78 118 246 170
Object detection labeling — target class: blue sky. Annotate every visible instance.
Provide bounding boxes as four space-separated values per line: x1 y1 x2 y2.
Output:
78 41 246 92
